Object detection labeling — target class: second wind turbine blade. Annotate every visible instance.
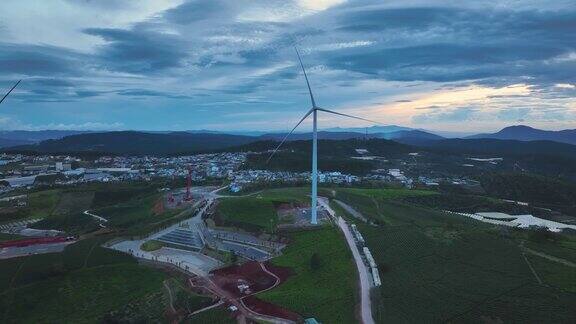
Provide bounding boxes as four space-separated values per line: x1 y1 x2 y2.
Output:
294 47 317 108
316 107 383 125
0 80 22 106
266 108 314 163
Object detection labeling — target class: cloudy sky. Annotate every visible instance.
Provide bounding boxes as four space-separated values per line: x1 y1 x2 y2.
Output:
0 0 575 133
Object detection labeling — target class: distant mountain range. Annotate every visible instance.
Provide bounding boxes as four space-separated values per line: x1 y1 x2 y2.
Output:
2 125 576 157
188 125 414 136
0 138 33 148
2 129 442 154
259 129 442 142
466 125 576 145
5 131 257 155
0 130 91 145
322 125 413 134
419 138 576 160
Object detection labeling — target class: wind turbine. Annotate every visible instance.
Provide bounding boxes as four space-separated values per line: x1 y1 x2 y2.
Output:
0 80 22 106
267 48 382 224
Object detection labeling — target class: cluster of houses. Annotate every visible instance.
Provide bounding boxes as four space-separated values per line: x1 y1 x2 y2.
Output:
228 170 360 193
94 153 247 181
1 150 482 197
0 152 249 192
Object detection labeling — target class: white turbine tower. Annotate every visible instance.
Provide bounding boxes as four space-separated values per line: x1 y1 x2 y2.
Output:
0 80 21 106
267 49 381 224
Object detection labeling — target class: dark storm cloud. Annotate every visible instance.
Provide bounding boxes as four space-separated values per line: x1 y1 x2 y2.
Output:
163 0 225 24
219 66 298 95
64 0 133 10
84 28 188 74
75 90 105 98
29 78 75 88
320 6 576 85
326 43 567 82
336 7 463 32
2 0 575 111
0 43 84 76
116 89 193 99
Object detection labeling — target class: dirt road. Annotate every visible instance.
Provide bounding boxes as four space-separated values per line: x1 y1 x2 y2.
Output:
334 199 369 222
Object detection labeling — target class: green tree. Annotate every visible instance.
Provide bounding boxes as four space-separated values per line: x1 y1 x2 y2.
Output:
310 252 322 270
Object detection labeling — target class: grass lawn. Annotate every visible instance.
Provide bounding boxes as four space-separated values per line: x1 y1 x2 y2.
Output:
52 191 95 215
94 194 159 227
0 235 172 323
0 232 222 323
2 182 191 236
0 236 135 291
0 189 62 224
0 263 167 323
527 254 576 293
332 189 576 323
30 190 99 233
216 188 310 233
217 197 277 232
525 237 576 264
329 187 437 225
141 239 164 251
333 187 436 200
94 193 184 236
27 189 61 218
0 182 220 323
0 233 24 242
257 187 310 203
258 226 358 323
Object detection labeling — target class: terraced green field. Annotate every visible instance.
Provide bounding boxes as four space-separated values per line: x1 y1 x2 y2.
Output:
216 187 310 232
258 226 358 323
1 263 166 323
0 182 217 323
330 187 437 225
525 237 576 264
257 187 310 203
27 189 62 218
217 197 277 232
0 235 170 323
332 189 576 323
0 233 23 242
0 189 62 224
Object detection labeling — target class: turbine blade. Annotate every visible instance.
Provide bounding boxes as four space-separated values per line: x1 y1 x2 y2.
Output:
0 80 22 106
294 47 317 108
316 107 383 125
266 108 314 163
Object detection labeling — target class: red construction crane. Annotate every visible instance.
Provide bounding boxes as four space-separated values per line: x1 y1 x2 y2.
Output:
184 166 192 202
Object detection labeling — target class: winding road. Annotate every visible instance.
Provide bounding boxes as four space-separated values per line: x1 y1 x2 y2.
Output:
318 198 375 324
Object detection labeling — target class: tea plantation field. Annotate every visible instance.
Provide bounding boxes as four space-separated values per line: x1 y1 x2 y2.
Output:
333 189 576 323
258 226 358 323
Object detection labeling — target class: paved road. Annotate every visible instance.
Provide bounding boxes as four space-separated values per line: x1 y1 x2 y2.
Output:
318 198 375 324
